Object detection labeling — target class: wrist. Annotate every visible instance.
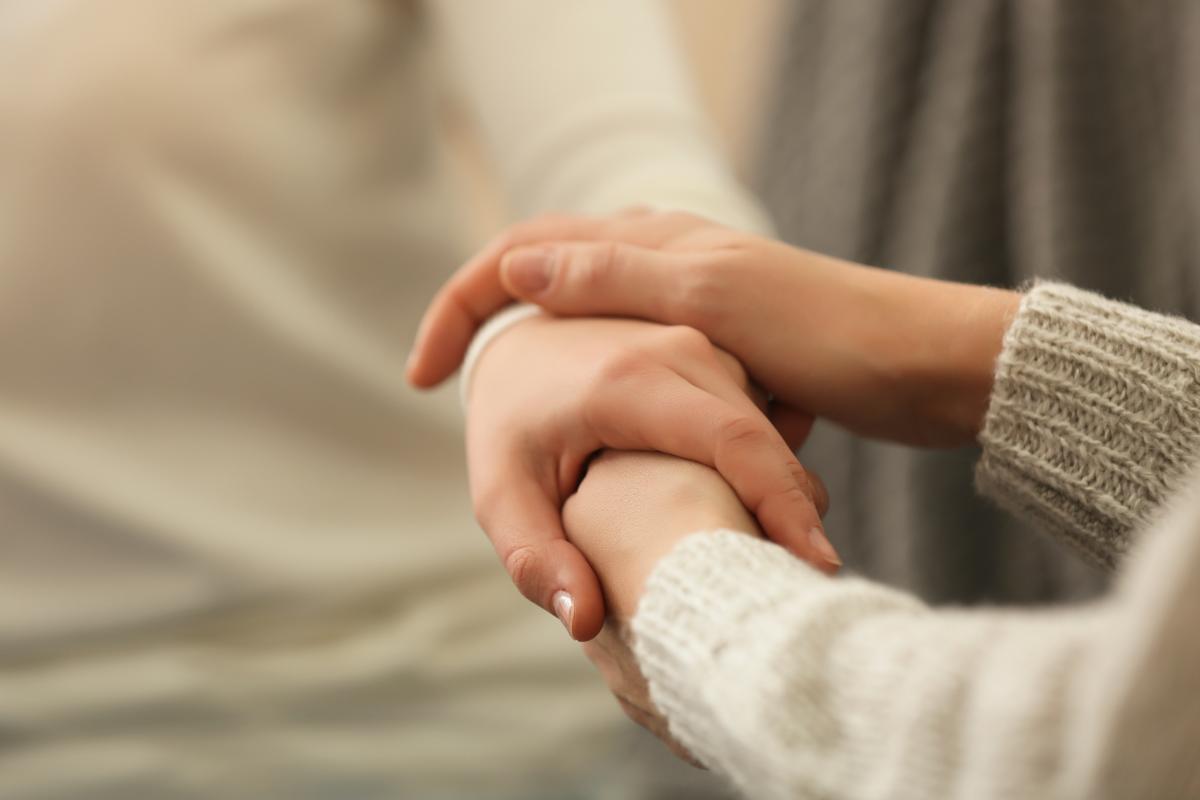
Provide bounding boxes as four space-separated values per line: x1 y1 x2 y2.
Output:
881 275 1020 446
459 303 543 408
566 452 761 620
608 512 758 621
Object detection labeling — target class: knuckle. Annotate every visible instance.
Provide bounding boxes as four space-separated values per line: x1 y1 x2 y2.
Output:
579 380 610 433
784 461 824 512
503 544 542 597
584 346 666 436
570 242 622 292
780 481 815 508
670 257 734 330
803 466 831 516
787 460 809 485
717 414 769 452
655 324 712 357
584 353 646 429
594 346 653 386
714 347 750 389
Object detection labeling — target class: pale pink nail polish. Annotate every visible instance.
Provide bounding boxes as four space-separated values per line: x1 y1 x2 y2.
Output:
552 590 575 634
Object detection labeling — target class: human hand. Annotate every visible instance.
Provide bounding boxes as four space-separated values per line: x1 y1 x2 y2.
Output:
410 210 1021 448
407 209 712 388
562 450 762 619
561 450 774 765
466 315 835 641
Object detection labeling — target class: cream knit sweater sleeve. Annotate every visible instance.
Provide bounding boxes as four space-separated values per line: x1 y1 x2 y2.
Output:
431 0 770 231
632 283 1200 799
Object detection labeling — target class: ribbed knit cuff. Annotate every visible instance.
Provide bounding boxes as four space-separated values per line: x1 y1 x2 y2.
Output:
458 303 542 408
977 282 1200 568
631 530 827 770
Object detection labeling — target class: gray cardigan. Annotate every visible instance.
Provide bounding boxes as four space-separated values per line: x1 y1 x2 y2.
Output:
759 0 1200 606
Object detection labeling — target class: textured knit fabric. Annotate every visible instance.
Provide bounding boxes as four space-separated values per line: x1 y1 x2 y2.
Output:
0 2 757 797
631 282 1200 799
759 0 1200 606
977 282 1200 568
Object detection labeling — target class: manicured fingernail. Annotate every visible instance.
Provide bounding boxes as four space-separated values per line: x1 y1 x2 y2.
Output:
504 248 553 294
808 527 842 569
552 590 575 634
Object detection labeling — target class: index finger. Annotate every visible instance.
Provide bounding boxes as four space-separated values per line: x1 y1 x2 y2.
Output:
590 371 840 573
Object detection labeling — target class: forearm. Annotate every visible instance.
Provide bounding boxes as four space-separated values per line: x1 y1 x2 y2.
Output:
805 271 1200 565
562 452 761 621
453 216 1200 569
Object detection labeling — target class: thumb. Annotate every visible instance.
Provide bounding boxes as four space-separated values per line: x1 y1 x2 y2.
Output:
500 242 688 324
475 467 607 641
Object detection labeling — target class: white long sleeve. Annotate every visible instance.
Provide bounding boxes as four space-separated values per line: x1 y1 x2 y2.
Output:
434 0 774 401
631 285 1200 799
431 0 770 231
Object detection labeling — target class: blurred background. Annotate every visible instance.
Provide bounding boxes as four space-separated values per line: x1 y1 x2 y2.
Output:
4 0 1193 797
445 0 786 236
0 3 782 798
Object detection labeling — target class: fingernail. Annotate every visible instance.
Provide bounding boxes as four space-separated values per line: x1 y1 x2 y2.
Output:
808 527 842 569
552 590 575 634
504 248 554 294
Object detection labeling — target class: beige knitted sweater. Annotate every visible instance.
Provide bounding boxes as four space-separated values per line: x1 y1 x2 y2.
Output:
632 283 1200 799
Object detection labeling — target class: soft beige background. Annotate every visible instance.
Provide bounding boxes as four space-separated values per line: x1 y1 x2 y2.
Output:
668 0 785 174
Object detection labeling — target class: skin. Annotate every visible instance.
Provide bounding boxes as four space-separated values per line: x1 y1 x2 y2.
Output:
563 449 767 767
410 210 1017 636
410 210 1024 758
465 314 835 641
410 210 1021 447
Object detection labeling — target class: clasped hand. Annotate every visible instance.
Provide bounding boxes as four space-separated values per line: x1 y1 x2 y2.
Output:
460 309 831 640
409 210 1018 640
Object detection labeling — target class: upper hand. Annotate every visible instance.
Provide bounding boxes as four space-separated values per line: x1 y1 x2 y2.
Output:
407 208 713 388
410 210 1020 448
466 314 835 641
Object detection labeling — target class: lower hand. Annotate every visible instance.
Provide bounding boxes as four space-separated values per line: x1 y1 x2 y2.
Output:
562 449 774 764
